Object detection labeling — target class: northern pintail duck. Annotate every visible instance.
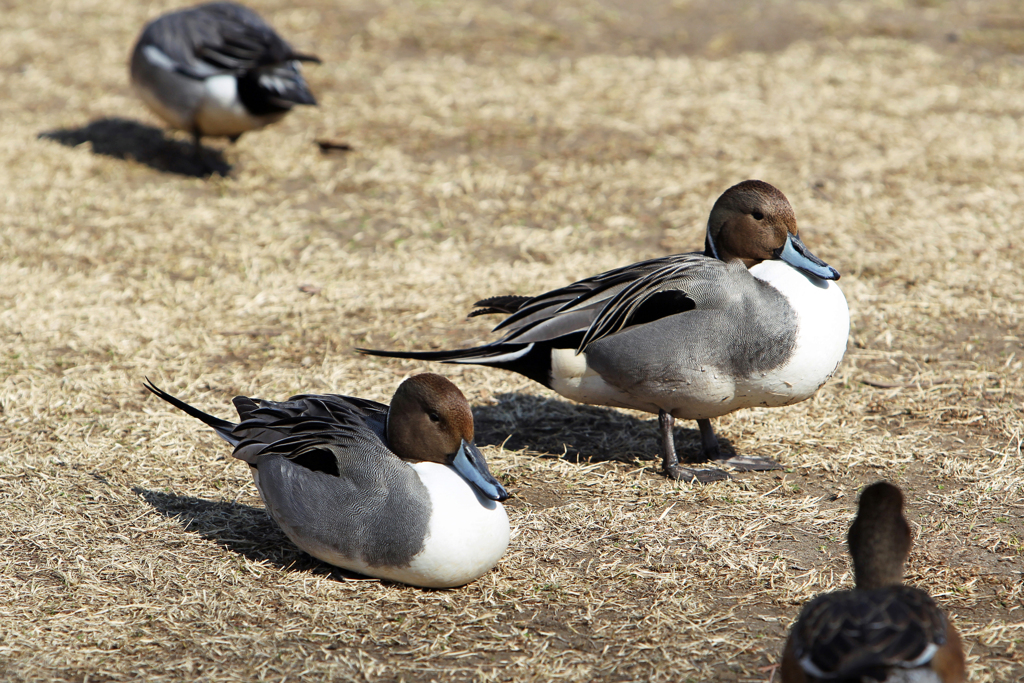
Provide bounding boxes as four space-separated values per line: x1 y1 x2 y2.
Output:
361 180 850 482
781 482 966 683
130 2 319 153
145 374 510 588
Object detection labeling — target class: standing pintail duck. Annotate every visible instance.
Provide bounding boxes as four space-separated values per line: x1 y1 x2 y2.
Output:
144 374 510 588
781 482 966 683
130 2 320 154
361 180 850 483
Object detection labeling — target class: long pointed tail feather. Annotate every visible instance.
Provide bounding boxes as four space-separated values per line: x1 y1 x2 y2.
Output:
358 341 557 387
143 378 239 446
356 344 533 365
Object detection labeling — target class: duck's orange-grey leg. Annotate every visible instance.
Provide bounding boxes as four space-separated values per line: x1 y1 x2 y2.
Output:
695 417 783 472
659 410 730 483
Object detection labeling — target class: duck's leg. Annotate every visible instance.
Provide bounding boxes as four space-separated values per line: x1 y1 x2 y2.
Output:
697 418 721 457
659 410 730 483
190 129 213 173
695 418 783 472
191 129 228 176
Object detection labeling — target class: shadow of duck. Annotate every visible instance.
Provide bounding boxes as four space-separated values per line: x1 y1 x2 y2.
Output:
38 117 230 177
133 487 372 581
472 393 735 467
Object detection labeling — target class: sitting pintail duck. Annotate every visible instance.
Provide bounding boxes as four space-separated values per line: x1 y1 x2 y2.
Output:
130 2 320 155
361 180 849 483
781 481 966 683
144 374 510 588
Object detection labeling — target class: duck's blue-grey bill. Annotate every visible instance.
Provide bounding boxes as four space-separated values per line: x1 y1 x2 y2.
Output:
778 233 840 281
453 440 509 502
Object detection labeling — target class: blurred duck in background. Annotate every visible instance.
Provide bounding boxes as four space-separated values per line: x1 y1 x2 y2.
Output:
130 2 319 155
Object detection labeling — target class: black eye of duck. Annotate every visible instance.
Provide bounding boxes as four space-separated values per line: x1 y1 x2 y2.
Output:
751 210 764 221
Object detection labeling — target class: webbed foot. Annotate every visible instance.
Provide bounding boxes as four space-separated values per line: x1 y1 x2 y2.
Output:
719 455 782 472
664 464 732 483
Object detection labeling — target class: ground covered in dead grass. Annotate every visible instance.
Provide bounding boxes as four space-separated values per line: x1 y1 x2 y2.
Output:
2 0 1023 681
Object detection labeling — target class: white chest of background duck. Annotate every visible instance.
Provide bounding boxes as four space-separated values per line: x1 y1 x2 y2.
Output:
362 180 850 483
147 374 509 589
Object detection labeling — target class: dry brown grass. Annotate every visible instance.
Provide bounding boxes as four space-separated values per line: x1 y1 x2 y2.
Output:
2 0 1024 681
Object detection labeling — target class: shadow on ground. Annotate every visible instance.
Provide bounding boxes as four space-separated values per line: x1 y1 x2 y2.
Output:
472 392 734 465
38 117 230 177
134 487 369 581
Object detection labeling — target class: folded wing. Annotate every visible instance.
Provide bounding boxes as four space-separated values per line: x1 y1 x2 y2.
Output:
363 253 732 368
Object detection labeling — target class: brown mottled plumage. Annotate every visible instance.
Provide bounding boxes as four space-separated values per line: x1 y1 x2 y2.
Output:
781 482 966 683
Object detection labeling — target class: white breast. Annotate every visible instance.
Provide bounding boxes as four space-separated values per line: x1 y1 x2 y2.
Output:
400 462 510 588
740 260 850 406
